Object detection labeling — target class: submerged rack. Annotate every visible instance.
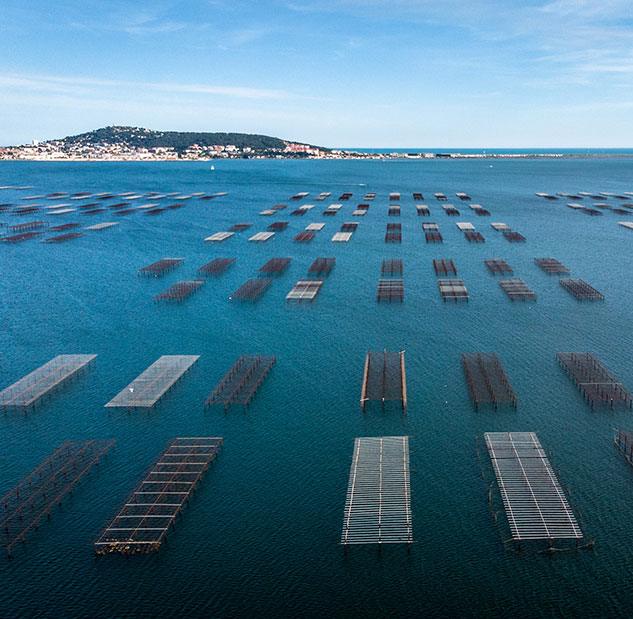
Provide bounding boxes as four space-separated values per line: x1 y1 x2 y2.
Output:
138 258 184 277
41 232 84 244
534 258 569 274
433 259 456 275
503 230 526 242
307 257 335 276
485 258 513 275
360 351 407 410
385 223 401 243
230 278 272 301
465 231 485 242
559 278 603 301
341 437 412 548
205 355 276 410
425 231 443 243
0 354 97 412
95 438 222 554
438 278 468 301
258 257 291 275
154 280 205 302
382 259 403 276
557 352 632 408
484 432 584 549
294 231 316 243
1 440 114 557
499 278 537 301
197 258 235 276
377 279 404 302
286 279 323 301
615 430 633 466
462 353 517 408
105 355 199 410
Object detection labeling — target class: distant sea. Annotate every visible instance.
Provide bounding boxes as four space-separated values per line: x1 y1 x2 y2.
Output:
2 157 633 618
348 147 633 155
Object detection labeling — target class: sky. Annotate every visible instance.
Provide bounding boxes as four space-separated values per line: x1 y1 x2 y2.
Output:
1 0 633 148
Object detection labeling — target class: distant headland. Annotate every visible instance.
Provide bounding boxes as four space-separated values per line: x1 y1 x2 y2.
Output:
1 126 631 161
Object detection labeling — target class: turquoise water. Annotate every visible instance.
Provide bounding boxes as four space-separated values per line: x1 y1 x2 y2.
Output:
1 158 633 617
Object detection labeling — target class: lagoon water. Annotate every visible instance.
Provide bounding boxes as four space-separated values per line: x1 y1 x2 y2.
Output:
2 158 633 617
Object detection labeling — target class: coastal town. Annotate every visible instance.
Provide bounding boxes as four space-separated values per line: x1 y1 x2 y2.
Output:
0 126 577 161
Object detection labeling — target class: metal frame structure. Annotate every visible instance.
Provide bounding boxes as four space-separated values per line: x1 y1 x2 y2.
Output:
105 355 199 410
485 258 513 274
360 350 407 410
377 279 404 302
484 432 584 549
462 353 517 408
138 258 184 277
95 438 222 555
0 354 97 412
154 279 205 302
557 352 632 407
559 278 604 301
230 278 272 301
197 258 236 276
286 279 323 301
1 440 114 557
499 278 537 301
341 436 412 548
205 355 276 410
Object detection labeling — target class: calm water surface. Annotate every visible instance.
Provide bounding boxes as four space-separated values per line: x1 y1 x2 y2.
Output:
1 158 633 618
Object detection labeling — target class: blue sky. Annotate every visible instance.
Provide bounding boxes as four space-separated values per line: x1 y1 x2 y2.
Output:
1 0 632 147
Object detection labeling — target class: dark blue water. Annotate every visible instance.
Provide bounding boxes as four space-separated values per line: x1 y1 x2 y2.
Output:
2 159 633 618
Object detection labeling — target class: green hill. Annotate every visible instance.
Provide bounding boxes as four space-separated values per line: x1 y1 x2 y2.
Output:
54 126 323 152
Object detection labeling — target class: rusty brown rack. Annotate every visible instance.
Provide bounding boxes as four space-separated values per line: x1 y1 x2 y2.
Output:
485 258 513 274
559 278 603 300
462 353 517 408
154 280 205 302
534 258 569 274
230 278 272 301
258 257 291 275
433 259 457 275
138 258 184 277
308 257 335 276
382 259 403 276
377 279 404 302
360 350 407 410
197 257 235 276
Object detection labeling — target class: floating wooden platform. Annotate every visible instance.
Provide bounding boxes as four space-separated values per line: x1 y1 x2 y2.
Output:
259 257 291 275
205 355 275 409
499 278 537 301
308 257 335 276
434 193 447 201
389 192 400 201
138 258 184 277
557 352 632 407
388 206 400 216
340 222 358 232
490 222 510 231
230 278 272 301
95 438 222 554
438 278 468 301
332 232 353 242
341 436 412 547
462 353 516 408
423 222 439 231
360 351 407 409
456 222 475 231
0 354 97 412
382 259 403 276
197 257 235 276
456 192 472 200
249 231 275 242
42 232 84 243
413 192 424 200
306 223 325 231
534 258 569 274
85 222 119 231
287 279 323 301
154 279 205 302
535 193 558 200
433 258 456 275
416 205 430 216
559 278 603 300
484 432 584 549
105 355 198 410
1 440 114 557
485 258 513 274
377 279 404 302
205 232 234 243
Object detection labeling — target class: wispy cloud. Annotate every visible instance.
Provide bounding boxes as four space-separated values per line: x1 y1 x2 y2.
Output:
0 73 301 100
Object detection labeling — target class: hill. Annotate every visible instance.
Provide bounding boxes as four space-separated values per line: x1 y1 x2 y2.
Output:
52 126 323 153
